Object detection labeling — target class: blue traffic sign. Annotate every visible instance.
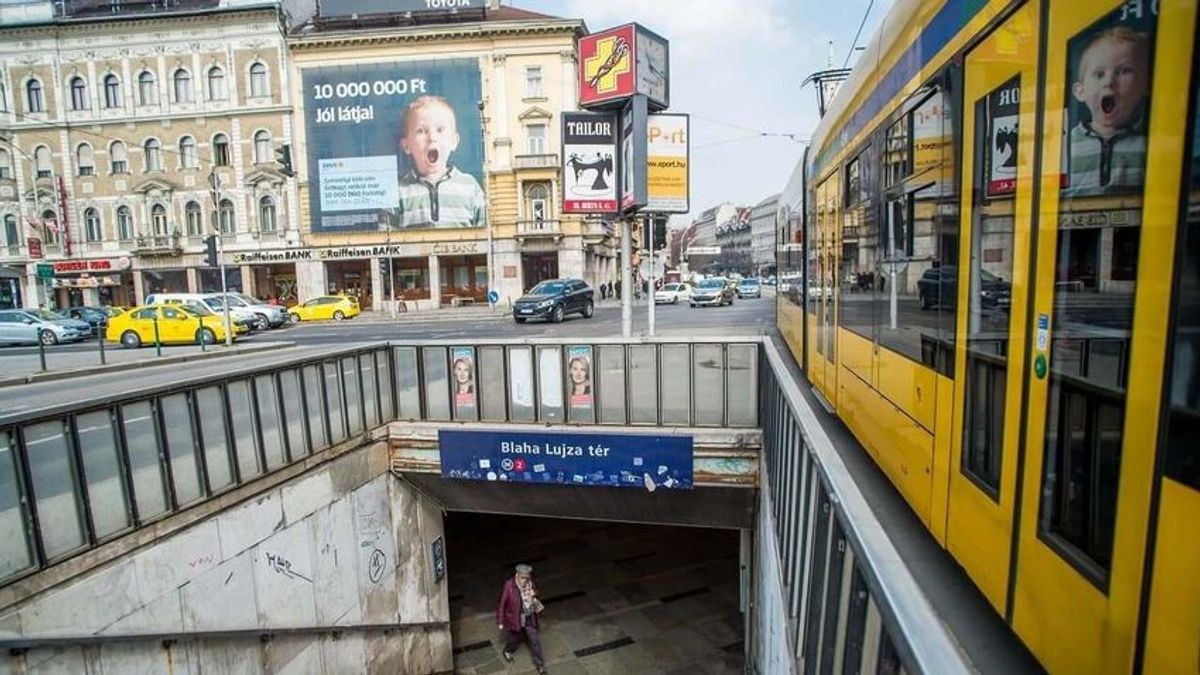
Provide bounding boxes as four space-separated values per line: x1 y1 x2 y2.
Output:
487 290 500 304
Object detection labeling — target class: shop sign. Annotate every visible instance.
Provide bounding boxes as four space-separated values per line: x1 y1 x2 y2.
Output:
230 241 485 265
27 238 43 259
36 263 54 279
52 258 131 274
52 275 119 289
439 429 693 491
562 112 619 214
579 23 670 111
645 113 689 213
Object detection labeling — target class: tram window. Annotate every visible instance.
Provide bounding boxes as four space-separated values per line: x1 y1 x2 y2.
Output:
1039 6 1157 578
1161 71 1200 491
963 76 1021 496
884 117 910 188
846 158 863 206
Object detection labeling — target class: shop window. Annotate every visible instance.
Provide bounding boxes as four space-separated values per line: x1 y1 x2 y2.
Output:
84 208 102 242
42 210 58 244
143 139 163 172
117 206 133 240
207 66 226 101
26 79 44 113
527 124 546 154
34 146 51 179
137 71 157 106
110 141 128 174
218 199 235 233
249 63 268 98
1039 6 1157 581
213 133 229 166
253 130 271 164
151 204 167 236
69 76 88 111
185 201 202 236
0 149 13 180
76 144 94 176
259 196 276 232
179 136 197 169
173 69 192 104
103 74 120 108
525 66 543 98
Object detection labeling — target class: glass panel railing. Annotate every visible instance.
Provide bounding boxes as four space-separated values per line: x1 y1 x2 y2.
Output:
693 344 725 426
598 345 627 425
24 420 85 559
121 401 168 522
423 347 450 421
161 394 202 506
75 410 130 539
254 376 286 470
195 387 233 492
303 365 329 450
280 369 308 459
323 362 346 444
226 381 261 479
479 346 506 422
628 345 658 425
0 429 32 581
660 345 690 425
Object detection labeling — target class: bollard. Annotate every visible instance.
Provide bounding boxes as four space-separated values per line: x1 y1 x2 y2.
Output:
37 328 47 372
97 323 107 365
153 317 162 357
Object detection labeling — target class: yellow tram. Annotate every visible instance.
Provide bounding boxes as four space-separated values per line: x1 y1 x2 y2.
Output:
776 0 1199 672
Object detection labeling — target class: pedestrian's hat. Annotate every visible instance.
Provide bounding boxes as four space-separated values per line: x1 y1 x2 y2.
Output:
515 564 533 575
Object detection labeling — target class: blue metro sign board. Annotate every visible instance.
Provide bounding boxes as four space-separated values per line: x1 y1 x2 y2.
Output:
438 429 693 490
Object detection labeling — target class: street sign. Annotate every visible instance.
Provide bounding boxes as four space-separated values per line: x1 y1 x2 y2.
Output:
487 290 500 304
562 112 618 214
620 95 648 213
430 536 446 583
36 263 54 280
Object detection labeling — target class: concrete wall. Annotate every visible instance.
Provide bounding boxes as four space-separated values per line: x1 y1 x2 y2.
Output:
0 444 451 674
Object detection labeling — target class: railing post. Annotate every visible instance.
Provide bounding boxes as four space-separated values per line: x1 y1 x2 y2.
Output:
37 328 47 372
153 317 162 357
97 324 106 365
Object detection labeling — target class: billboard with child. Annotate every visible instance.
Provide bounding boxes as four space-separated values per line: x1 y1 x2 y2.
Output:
301 59 485 233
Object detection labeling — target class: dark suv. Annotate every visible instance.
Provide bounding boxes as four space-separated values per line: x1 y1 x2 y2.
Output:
917 266 1011 310
513 279 595 323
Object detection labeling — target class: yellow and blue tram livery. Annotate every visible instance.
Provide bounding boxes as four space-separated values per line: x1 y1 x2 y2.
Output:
776 0 1199 672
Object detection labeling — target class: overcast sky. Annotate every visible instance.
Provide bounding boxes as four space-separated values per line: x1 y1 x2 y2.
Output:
513 0 892 225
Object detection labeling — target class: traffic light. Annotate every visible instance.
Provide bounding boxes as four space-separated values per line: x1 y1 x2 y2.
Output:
275 144 295 177
203 234 219 268
644 215 667 251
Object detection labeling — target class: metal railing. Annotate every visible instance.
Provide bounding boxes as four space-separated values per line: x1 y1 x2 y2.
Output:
513 154 559 169
0 338 758 587
758 339 970 674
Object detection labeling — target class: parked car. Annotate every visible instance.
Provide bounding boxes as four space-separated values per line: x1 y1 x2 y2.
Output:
0 309 90 345
513 279 594 323
917 266 1011 310
227 293 289 328
288 295 361 322
65 306 112 331
145 292 283 331
690 277 736 307
106 304 236 348
654 282 693 304
736 278 762 298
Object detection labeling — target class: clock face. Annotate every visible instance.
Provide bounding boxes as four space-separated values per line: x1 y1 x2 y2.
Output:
636 30 668 107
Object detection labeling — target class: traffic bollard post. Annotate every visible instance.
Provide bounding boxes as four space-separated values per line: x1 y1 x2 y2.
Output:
153 318 162 357
37 328 47 372
97 324 107 365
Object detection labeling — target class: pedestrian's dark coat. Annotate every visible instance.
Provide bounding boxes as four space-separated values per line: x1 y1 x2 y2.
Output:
497 577 539 631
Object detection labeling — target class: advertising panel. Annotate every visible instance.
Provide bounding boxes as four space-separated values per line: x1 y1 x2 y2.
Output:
320 0 484 18
579 24 636 109
646 113 689 213
451 346 476 409
562 112 618 214
566 346 593 408
439 429 693 490
302 59 485 233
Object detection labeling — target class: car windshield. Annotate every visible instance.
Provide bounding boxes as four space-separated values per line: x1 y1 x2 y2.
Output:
697 279 725 289
183 302 215 316
104 307 123 316
235 293 261 306
661 284 679 292
33 309 65 320
739 279 759 286
530 281 566 295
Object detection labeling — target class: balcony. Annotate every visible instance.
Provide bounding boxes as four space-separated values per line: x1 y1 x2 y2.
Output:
512 154 559 170
516 219 561 238
133 232 183 257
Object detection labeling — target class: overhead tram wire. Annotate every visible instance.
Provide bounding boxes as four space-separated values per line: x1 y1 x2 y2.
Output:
842 0 876 69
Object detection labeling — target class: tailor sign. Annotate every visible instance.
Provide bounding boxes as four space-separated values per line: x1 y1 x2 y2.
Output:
561 112 619 213
438 429 693 491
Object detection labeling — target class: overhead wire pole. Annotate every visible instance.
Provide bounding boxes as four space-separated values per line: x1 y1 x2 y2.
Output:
647 215 655 336
209 171 233 346
621 217 632 338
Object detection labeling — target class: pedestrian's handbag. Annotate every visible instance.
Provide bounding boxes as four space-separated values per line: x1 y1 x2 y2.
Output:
531 597 545 614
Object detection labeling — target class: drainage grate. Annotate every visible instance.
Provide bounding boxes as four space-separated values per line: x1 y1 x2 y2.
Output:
573 636 635 658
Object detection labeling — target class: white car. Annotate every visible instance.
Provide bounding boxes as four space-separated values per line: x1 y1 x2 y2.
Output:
654 283 693 304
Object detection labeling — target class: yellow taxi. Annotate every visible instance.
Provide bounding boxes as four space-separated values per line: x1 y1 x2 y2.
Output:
105 304 237 348
288 295 361 322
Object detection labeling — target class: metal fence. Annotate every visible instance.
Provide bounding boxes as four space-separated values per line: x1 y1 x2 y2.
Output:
758 340 970 674
0 339 759 587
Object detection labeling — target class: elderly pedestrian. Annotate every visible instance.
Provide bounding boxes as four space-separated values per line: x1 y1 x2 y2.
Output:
497 563 546 673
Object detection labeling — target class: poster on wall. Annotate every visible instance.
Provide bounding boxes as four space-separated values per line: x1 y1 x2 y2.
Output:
451 346 476 408
562 112 618 214
986 76 1021 197
566 346 593 408
645 113 689 213
301 59 485 233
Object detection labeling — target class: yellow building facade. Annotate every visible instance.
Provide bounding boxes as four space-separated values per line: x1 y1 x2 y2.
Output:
0 1 299 309
287 6 621 310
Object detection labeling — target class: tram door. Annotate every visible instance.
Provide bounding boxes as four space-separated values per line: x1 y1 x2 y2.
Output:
946 0 1040 616
809 177 840 405
1009 1 1193 673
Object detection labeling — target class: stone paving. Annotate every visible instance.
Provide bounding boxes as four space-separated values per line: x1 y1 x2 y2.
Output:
446 514 744 675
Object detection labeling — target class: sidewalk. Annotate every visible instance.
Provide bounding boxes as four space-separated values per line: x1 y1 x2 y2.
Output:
0 340 293 387
350 304 512 324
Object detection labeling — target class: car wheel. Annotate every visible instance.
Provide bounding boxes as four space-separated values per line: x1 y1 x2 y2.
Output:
196 328 217 345
552 305 565 323
254 314 269 331
333 310 346 321
515 317 527 324
39 329 59 346
583 301 594 318
288 312 300 324
672 297 678 304
120 330 141 349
